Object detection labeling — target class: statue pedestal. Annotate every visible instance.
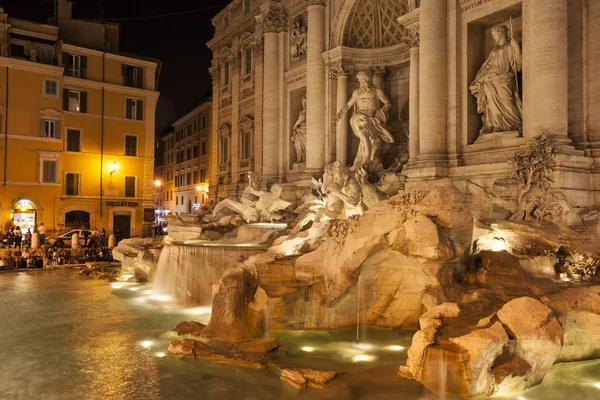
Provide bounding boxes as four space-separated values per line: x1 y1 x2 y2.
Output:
474 130 521 146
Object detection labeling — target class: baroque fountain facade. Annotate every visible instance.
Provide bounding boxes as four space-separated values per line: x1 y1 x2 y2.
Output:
122 0 600 397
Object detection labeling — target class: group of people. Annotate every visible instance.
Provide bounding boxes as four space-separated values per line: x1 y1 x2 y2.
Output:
0 246 114 271
1 225 31 248
152 222 167 237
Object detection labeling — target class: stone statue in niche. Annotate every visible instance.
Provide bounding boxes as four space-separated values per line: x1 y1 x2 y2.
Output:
333 70 394 172
290 21 307 59
291 96 307 164
469 24 523 136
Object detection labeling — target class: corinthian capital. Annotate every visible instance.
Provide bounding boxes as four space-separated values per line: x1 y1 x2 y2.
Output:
328 60 354 78
255 5 288 34
229 51 242 70
403 28 420 48
209 61 220 82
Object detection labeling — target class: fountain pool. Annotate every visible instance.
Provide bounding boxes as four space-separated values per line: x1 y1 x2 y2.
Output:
1 270 599 399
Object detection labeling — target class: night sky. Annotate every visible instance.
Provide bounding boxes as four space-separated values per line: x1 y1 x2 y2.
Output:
2 0 229 136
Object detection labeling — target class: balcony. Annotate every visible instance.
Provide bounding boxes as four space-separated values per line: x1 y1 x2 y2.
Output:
3 44 58 66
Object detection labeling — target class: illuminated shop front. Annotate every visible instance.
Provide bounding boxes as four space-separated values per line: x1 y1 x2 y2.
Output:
12 200 36 233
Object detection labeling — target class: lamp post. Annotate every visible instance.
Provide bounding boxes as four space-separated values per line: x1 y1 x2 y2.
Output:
155 180 162 210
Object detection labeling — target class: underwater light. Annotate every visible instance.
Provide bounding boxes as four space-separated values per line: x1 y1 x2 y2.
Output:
111 283 124 289
387 345 405 351
129 287 139 291
141 341 153 348
121 274 133 280
301 346 316 352
156 352 166 358
593 382 600 389
352 354 376 362
355 343 374 351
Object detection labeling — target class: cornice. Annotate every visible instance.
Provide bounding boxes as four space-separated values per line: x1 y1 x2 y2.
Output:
0 56 63 76
459 0 494 13
63 76 160 98
323 44 411 68
62 44 158 67
305 0 327 7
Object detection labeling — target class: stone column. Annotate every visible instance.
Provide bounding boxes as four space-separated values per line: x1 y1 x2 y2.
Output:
330 62 354 166
372 66 386 90
208 60 220 192
409 43 420 163
523 0 569 143
305 0 327 171
588 0 600 155
230 49 241 182
417 0 447 164
256 4 287 178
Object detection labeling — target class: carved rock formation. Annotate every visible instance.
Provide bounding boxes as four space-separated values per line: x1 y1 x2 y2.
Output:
202 264 264 342
168 339 267 368
280 368 339 389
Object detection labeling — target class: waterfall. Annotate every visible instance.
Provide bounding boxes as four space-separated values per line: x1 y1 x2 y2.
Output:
151 242 266 306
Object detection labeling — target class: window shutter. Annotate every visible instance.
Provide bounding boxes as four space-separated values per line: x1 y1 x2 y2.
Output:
55 121 61 139
137 67 144 88
80 56 88 78
136 100 143 121
125 99 132 119
63 89 69 110
62 52 69 74
40 119 45 137
80 92 87 113
121 63 127 75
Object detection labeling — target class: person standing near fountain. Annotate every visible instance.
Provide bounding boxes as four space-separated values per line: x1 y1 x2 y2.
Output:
469 24 522 136
333 70 394 172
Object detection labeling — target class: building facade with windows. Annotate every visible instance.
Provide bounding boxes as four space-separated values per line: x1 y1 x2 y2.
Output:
155 102 212 215
0 2 160 238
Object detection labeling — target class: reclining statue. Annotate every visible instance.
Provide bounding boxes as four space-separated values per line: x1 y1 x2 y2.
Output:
212 172 291 223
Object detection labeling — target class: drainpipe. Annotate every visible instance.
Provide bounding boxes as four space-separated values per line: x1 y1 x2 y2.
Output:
3 67 8 186
100 47 106 217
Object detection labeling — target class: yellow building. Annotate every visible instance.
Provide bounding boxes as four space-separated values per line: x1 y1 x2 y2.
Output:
0 2 160 238
155 101 213 215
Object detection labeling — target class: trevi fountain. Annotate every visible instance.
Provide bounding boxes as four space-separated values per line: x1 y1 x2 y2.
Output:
2 0 600 399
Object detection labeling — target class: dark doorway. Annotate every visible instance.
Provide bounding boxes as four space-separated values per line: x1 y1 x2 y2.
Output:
188 199 192 213
113 215 131 239
65 211 90 229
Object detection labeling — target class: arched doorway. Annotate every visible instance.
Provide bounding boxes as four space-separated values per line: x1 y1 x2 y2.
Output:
12 200 37 233
65 211 90 230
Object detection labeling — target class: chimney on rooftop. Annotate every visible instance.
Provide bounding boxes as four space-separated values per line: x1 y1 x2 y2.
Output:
57 0 73 21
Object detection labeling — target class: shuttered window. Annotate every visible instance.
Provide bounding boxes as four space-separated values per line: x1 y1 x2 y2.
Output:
42 160 57 183
65 173 80 196
125 135 137 156
66 129 81 152
125 176 135 197
125 98 143 120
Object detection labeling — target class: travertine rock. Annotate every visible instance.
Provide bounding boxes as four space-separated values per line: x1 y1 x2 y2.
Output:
168 339 267 368
280 368 338 389
172 321 206 337
543 286 600 362
448 322 509 395
402 215 452 259
202 265 264 342
232 337 280 353
494 297 563 393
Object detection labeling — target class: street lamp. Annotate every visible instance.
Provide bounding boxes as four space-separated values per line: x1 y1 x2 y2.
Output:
155 180 162 187
110 161 118 176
